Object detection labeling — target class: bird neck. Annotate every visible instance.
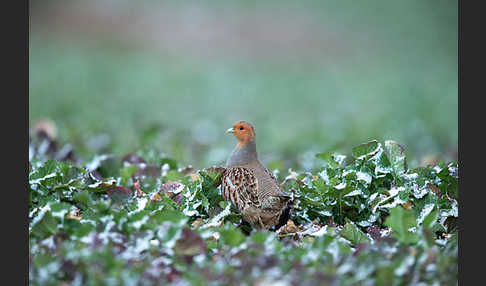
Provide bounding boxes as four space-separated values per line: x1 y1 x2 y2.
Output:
226 140 258 167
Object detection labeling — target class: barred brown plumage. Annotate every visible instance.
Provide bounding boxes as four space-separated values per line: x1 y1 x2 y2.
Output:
221 121 291 230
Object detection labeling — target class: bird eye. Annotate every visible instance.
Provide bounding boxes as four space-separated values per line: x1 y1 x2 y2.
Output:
239 126 244 130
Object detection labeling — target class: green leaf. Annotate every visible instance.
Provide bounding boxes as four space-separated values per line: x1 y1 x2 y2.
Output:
31 210 58 239
384 206 420 244
421 227 436 247
340 219 371 245
249 231 271 244
446 181 458 200
152 209 187 223
376 266 394 286
50 202 73 219
30 159 59 180
418 204 438 228
203 166 226 182
72 222 95 238
73 191 92 207
120 165 138 185
218 226 246 247
373 150 392 177
352 140 380 159
384 140 407 177
316 152 346 168
200 166 226 191
29 159 61 188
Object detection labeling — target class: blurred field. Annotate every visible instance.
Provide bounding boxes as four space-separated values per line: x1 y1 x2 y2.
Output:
29 0 457 170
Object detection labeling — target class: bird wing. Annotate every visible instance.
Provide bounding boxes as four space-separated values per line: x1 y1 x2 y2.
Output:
222 167 261 210
261 166 291 198
262 166 280 187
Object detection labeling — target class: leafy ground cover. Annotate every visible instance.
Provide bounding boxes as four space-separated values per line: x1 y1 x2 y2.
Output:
29 129 458 285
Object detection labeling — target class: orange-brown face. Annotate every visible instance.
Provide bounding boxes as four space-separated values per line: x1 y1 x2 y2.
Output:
226 121 256 147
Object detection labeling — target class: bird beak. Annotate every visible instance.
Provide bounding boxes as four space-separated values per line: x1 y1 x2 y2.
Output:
226 127 235 134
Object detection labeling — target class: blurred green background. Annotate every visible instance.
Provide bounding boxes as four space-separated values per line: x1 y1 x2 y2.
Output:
29 0 457 171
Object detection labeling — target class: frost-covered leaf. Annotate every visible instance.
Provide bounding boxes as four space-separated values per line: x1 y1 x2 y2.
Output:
352 140 380 159
316 152 346 168
31 210 58 239
384 140 407 177
201 166 226 185
421 207 439 229
340 219 371 245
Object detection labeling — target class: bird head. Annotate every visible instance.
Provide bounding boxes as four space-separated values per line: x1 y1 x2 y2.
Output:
226 121 256 148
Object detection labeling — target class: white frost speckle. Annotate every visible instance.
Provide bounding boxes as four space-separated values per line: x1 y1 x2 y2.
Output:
319 169 329 183
137 198 148 211
344 189 363 197
417 204 436 225
356 171 372 184
201 204 231 229
394 255 415 276
86 154 112 172
412 183 429 199
31 204 52 226
132 215 149 230
309 225 328 237
161 163 170 177
335 182 346 190
408 227 417 233
402 173 419 181
30 173 57 185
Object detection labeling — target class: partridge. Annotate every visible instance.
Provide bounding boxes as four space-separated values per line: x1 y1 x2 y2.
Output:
221 121 291 230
